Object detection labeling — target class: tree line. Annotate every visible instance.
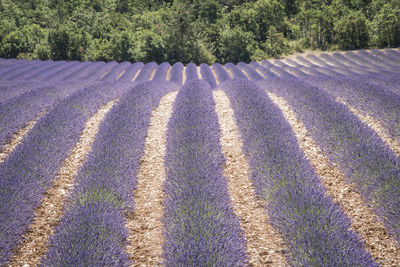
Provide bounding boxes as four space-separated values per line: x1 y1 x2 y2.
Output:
0 0 399 64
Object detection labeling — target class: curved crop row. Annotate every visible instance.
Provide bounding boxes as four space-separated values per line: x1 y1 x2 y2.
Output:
44 81 177 266
169 62 183 85
153 62 171 82
61 61 104 82
1 60 48 80
212 63 230 84
220 79 375 266
185 62 198 81
117 62 144 81
272 60 400 140
0 81 41 103
224 63 247 80
81 61 118 82
163 80 248 266
0 81 133 265
258 76 400 245
200 63 217 88
0 81 90 146
309 76 400 139
134 62 157 83
101 61 131 81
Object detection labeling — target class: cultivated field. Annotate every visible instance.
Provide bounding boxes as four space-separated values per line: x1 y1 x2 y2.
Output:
0 48 399 266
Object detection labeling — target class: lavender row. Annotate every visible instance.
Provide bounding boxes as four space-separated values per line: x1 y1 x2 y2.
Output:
211 63 230 84
134 62 157 83
24 61 69 81
0 60 44 80
169 62 183 85
308 77 400 139
270 60 400 139
257 76 400 245
98 61 131 81
237 62 263 81
200 63 217 88
61 61 105 82
220 79 374 266
80 61 118 82
152 62 171 81
44 80 177 266
5 61 63 81
0 81 132 265
0 81 91 147
224 63 248 80
117 62 143 81
185 62 198 81
163 80 247 266
46 61 91 83
344 51 399 72
0 81 41 103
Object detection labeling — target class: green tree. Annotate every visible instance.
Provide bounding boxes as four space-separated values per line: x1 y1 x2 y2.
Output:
48 27 70 60
334 10 369 49
163 1 197 64
218 26 256 63
371 3 400 47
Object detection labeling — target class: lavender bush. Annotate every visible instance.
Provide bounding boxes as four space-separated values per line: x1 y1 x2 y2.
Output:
163 80 248 266
220 79 375 266
43 80 177 266
211 63 230 83
117 62 144 81
153 62 171 81
200 63 217 88
169 62 183 85
257 76 400 245
0 81 132 265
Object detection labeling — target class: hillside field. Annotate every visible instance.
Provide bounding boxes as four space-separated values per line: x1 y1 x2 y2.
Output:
0 48 400 266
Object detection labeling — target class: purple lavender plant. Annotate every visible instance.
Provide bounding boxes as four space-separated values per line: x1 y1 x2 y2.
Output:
169 62 184 85
185 62 198 81
220 79 376 266
163 80 248 266
152 62 171 81
211 63 230 83
0 81 132 265
117 62 144 81
257 76 400 245
43 80 178 266
200 63 217 88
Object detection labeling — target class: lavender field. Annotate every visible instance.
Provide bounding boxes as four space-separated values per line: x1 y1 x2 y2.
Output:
0 48 399 266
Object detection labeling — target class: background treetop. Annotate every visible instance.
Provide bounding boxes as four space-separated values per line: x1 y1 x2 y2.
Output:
0 0 399 64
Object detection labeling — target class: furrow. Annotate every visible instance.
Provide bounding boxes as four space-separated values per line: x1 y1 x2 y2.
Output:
9 99 117 267
126 92 177 266
337 98 400 157
267 92 400 266
213 90 288 266
0 115 40 164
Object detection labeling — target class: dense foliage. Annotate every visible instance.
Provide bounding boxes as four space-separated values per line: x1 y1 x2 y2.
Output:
1 0 399 63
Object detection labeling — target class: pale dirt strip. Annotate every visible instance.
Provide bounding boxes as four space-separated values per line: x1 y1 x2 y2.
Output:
213 90 288 267
126 92 177 267
0 114 45 164
211 67 220 85
116 69 126 80
98 70 110 81
197 66 202 80
224 66 234 79
182 66 187 85
149 68 157 81
337 97 400 157
131 68 141 82
9 99 118 267
166 66 172 81
267 92 400 267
